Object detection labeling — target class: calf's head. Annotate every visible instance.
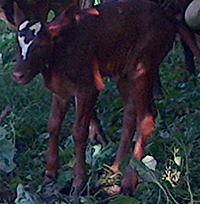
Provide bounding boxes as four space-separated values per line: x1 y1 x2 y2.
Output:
13 3 76 85
13 18 51 84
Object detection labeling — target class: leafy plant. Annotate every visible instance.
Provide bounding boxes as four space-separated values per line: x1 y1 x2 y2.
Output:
0 111 16 173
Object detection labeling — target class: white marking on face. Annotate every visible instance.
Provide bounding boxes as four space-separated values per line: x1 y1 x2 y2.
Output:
29 22 42 36
19 20 29 31
18 35 33 60
18 21 42 60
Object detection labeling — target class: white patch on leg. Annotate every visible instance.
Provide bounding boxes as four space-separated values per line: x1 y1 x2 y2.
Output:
29 22 42 36
18 35 33 60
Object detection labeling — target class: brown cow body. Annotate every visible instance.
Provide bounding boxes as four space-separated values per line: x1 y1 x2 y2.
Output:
13 0 176 195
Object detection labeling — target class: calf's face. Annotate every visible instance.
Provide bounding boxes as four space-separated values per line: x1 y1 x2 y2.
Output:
13 20 51 84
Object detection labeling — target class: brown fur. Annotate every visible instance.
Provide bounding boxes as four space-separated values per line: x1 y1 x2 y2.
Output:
12 0 200 195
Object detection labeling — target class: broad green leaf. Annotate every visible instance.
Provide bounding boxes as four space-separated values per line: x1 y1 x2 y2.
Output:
142 155 157 171
47 10 55 22
129 158 159 184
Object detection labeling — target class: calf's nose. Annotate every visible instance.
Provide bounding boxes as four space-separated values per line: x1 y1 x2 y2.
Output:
13 71 25 81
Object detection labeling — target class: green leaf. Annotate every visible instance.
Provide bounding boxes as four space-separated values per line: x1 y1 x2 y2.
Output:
129 158 159 184
174 156 182 166
14 184 41 204
142 155 157 171
80 197 93 204
57 168 74 185
109 196 139 204
0 128 16 173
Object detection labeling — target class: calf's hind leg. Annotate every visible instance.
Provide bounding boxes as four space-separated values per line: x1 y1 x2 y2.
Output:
119 62 157 195
89 109 108 147
111 79 137 173
75 97 108 147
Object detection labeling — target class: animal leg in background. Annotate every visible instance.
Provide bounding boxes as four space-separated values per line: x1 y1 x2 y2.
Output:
181 34 197 82
75 97 108 147
89 109 108 147
44 94 71 184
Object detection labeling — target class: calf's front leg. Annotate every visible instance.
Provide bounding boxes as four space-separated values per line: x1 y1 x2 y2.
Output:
71 90 98 195
43 94 71 184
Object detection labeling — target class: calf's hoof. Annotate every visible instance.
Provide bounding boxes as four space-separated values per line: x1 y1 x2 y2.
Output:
70 174 87 196
43 170 57 185
120 166 138 196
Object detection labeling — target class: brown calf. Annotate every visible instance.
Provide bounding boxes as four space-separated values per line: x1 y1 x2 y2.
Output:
0 0 198 94
12 0 200 195
0 0 108 147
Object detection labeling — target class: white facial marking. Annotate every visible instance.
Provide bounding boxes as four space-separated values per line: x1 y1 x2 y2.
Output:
29 22 42 36
19 20 29 31
18 21 42 60
18 35 33 60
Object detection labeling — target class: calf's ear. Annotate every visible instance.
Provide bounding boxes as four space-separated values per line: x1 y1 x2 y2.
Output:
13 2 26 27
47 4 77 39
48 23 62 39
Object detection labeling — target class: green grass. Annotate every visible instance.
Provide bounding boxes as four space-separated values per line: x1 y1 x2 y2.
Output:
0 20 200 204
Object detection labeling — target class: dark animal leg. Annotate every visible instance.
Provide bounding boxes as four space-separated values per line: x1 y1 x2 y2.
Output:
44 94 71 184
71 89 99 195
111 79 137 173
182 40 196 75
89 109 108 147
120 62 157 195
75 96 107 147
153 68 163 99
181 35 197 83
